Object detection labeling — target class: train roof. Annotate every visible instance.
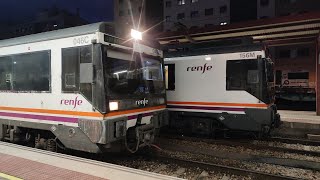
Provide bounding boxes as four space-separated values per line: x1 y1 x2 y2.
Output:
0 22 114 48
163 37 266 58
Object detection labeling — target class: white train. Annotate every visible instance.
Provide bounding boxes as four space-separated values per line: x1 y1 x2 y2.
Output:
0 22 167 153
164 42 280 135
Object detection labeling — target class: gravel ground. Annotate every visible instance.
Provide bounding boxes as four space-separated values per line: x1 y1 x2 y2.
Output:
163 139 320 163
113 155 251 179
75 137 320 180
161 149 320 180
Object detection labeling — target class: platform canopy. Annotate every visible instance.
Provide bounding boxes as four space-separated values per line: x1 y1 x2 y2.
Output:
157 12 320 47
158 12 320 115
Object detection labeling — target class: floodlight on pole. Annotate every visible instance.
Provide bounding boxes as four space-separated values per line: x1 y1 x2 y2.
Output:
131 29 142 40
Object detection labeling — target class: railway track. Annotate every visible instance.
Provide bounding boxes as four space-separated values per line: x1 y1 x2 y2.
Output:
150 154 301 180
267 137 320 146
158 135 320 157
156 135 320 171
1 139 318 179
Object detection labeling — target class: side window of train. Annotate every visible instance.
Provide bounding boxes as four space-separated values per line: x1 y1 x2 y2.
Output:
0 51 51 92
61 45 92 101
165 64 175 90
0 56 13 91
62 47 80 92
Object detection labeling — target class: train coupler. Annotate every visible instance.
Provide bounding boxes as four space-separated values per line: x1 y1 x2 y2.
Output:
125 124 155 153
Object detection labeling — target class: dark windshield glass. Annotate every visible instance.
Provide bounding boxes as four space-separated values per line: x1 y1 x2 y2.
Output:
226 58 272 104
105 49 164 96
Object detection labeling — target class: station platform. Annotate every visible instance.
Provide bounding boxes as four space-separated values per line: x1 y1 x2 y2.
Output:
272 110 320 138
0 142 179 180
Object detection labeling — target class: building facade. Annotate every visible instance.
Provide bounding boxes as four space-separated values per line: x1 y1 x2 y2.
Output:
163 0 320 32
275 0 320 17
163 0 230 31
160 0 320 111
114 0 163 38
0 7 88 40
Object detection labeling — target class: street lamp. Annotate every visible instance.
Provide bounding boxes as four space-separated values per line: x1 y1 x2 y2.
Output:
131 29 142 40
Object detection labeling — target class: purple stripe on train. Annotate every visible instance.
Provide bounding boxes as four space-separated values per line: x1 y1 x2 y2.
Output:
167 105 245 112
0 111 154 123
0 111 78 123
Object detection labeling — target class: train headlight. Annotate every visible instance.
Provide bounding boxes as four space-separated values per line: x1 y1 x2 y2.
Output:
131 29 142 40
109 101 119 111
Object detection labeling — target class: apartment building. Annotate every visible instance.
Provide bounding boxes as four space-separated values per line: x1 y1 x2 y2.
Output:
163 0 230 31
163 0 320 31
0 7 88 40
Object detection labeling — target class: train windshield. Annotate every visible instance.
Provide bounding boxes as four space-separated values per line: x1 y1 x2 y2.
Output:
104 49 165 97
226 58 273 104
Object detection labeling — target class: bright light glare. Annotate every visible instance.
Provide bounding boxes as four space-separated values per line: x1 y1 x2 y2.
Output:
109 101 119 111
205 56 212 61
113 70 128 75
131 29 142 40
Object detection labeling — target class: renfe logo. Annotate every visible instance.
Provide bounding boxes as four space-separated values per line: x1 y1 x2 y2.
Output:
61 96 83 109
187 63 213 74
136 98 148 106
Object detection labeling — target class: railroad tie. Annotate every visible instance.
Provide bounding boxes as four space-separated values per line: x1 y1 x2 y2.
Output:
192 170 209 180
172 168 185 177
153 164 167 173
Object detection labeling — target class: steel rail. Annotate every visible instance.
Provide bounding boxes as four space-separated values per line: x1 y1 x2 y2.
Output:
152 155 301 180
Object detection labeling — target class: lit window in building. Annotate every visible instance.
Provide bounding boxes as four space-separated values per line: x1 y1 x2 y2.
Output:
190 11 199 18
177 0 185 5
177 13 185 20
166 1 172 7
260 0 269 6
191 0 199 3
205 8 214 16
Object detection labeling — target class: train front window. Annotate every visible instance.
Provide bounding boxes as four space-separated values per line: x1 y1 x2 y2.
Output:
105 49 164 96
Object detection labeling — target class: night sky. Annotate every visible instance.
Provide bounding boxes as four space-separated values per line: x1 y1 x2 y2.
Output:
0 0 113 24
